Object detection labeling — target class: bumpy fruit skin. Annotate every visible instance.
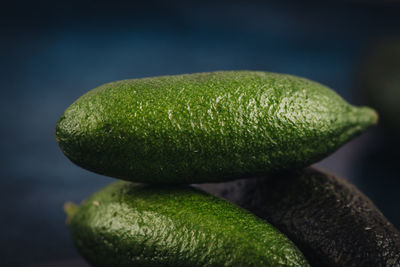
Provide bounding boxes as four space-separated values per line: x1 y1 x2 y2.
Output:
56 71 377 184
199 168 400 267
65 182 309 267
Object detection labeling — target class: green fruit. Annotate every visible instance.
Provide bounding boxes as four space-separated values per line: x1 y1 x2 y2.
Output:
64 182 309 267
56 71 377 184
199 168 400 266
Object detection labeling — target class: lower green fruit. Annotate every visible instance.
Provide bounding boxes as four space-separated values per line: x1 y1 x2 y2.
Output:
65 181 309 266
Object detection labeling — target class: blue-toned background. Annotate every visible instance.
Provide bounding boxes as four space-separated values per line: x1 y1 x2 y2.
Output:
2 1 400 265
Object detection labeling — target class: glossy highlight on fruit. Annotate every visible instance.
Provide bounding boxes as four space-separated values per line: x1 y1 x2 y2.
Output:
65 181 309 267
56 71 377 183
199 167 400 266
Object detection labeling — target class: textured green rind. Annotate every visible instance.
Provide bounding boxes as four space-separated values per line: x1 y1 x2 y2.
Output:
199 168 400 266
56 71 377 183
66 182 309 267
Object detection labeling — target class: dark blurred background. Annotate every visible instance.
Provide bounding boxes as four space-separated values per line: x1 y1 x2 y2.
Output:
1 0 400 265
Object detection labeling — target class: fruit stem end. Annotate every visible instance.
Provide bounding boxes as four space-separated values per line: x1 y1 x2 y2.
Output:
64 201 79 226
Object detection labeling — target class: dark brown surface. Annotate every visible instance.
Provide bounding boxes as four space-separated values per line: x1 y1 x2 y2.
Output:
199 167 400 266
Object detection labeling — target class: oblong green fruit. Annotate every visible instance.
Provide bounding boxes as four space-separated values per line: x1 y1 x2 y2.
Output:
199 168 400 266
56 71 377 183
64 182 309 267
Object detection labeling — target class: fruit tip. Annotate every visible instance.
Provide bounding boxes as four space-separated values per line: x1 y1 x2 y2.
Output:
367 107 379 126
358 106 379 126
371 108 379 125
64 201 79 225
